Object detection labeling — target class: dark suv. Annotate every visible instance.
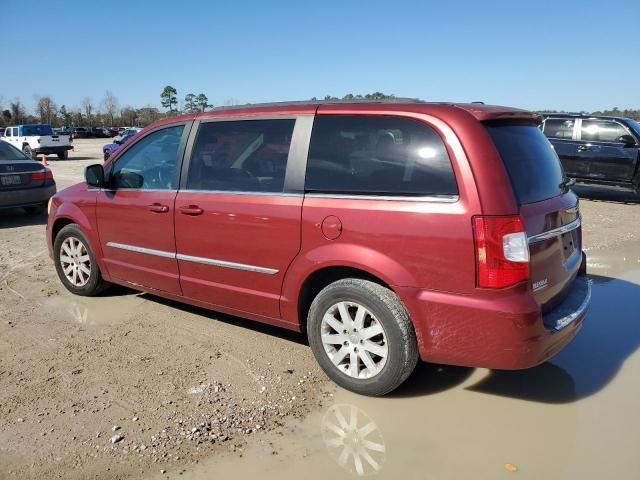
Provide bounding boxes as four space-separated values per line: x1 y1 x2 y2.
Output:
541 113 640 193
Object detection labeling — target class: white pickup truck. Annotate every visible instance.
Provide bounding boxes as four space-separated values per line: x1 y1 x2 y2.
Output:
1 124 73 159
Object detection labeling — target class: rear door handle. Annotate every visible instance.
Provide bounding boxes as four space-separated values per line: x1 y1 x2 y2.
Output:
148 203 169 213
179 205 204 216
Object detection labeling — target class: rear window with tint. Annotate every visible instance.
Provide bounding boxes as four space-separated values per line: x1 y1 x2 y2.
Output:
306 115 457 196
0 141 30 160
485 122 564 205
22 125 53 136
542 118 575 139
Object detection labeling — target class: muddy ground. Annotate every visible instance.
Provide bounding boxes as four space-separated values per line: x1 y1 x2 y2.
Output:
0 139 638 480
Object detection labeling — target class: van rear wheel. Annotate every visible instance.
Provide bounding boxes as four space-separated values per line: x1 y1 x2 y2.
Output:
307 278 418 396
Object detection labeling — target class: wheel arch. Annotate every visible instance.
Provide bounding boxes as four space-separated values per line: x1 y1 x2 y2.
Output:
296 265 392 333
281 244 417 331
50 204 109 280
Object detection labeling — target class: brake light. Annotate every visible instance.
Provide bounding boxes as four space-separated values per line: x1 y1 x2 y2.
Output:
473 215 530 288
31 169 54 181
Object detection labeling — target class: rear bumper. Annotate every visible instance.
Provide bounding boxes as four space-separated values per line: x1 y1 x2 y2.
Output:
397 274 591 370
0 184 56 208
35 146 73 154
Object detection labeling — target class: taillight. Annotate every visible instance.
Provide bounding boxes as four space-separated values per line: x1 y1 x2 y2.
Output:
31 169 54 181
473 215 530 288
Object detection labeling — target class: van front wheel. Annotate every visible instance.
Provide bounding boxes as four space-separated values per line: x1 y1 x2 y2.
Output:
307 278 418 396
53 224 109 296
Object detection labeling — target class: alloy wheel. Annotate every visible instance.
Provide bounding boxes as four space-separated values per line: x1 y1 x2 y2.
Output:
320 301 389 379
59 237 91 287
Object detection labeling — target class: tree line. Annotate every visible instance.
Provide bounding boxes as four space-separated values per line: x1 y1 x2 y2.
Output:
2 89 638 128
0 86 215 129
0 91 166 129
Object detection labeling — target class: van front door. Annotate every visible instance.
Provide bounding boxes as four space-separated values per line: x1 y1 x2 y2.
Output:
96 123 189 295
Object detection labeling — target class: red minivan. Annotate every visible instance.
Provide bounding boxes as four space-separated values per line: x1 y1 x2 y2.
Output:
47 101 591 396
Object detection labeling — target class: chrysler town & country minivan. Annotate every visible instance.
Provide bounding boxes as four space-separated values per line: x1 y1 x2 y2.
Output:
47 101 591 395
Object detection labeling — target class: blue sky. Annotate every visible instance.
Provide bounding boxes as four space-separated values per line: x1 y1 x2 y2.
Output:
2 0 638 113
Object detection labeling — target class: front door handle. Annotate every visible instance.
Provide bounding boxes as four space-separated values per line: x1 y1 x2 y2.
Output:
148 203 169 213
179 205 204 216
577 144 592 152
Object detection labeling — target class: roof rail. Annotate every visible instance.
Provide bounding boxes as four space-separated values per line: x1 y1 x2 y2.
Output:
210 98 428 111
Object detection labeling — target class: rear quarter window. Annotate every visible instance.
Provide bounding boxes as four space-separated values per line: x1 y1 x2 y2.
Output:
305 115 458 196
485 121 564 205
542 118 575 139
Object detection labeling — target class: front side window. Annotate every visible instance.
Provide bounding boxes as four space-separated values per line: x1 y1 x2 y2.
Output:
305 115 457 196
581 120 628 143
111 125 184 190
186 119 295 192
542 118 575 139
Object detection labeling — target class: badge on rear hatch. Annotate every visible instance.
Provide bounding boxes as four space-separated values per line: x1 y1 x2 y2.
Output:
533 278 549 292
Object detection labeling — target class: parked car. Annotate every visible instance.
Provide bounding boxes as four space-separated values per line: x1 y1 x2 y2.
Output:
102 131 137 161
87 127 109 138
47 101 591 396
541 113 640 194
113 127 142 143
72 127 90 139
1 124 73 159
0 128 5 137
0 141 56 213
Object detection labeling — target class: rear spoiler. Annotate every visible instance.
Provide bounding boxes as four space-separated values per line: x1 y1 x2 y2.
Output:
454 104 543 124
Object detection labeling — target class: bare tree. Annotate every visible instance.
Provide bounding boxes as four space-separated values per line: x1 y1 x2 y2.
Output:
72 108 83 126
9 98 27 124
35 95 58 124
81 97 94 126
101 91 119 126
120 106 138 126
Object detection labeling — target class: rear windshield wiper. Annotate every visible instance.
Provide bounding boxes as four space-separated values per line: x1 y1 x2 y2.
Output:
559 177 576 191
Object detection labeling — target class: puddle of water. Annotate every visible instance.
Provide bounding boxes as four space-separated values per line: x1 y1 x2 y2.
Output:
167 241 640 480
43 291 144 327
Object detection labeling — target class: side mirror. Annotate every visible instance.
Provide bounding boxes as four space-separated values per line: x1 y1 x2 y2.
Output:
85 164 105 187
618 134 636 147
114 139 122 145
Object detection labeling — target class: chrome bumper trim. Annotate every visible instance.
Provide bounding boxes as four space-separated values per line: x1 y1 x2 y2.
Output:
552 279 592 331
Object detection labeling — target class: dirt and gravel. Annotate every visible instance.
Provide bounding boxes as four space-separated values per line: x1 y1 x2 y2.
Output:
0 139 638 480
0 140 327 479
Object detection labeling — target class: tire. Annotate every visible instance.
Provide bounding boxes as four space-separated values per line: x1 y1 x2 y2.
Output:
57 150 69 160
23 145 37 160
103 151 110 161
53 224 109 296
24 204 45 214
307 278 418 396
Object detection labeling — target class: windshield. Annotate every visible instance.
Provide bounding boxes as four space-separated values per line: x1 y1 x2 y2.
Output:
22 124 53 136
627 120 640 137
0 141 31 161
485 121 565 205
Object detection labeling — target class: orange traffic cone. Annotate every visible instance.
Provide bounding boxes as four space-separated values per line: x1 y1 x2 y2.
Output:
40 154 49 166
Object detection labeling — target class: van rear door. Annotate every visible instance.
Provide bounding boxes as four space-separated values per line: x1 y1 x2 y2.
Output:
484 121 582 312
